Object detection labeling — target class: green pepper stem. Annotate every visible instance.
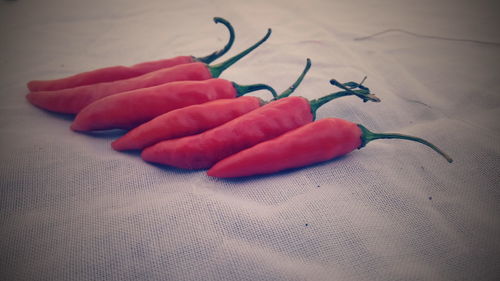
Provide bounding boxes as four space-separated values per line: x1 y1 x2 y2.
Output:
275 58 312 100
357 124 453 163
209 28 272 78
232 82 277 98
330 79 380 103
309 88 379 120
195 17 235 64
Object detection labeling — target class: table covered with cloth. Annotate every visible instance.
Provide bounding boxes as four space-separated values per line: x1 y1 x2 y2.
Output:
1 0 499 280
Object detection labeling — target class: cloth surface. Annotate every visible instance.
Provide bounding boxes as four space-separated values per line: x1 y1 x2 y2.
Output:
1 0 500 280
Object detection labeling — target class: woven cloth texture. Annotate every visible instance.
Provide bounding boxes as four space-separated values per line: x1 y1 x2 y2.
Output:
1 0 499 280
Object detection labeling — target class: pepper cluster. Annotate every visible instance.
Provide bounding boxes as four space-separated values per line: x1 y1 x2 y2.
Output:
26 17 452 179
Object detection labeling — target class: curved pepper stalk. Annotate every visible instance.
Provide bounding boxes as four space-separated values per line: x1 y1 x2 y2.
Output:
274 58 312 100
208 28 272 78
232 82 277 98
194 17 236 64
231 58 313 100
357 125 453 163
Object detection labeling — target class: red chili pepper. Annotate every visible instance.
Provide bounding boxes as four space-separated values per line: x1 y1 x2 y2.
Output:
112 96 264 151
27 17 235 92
141 75 381 170
111 59 312 151
26 28 271 114
70 79 276 131
208 118 453 178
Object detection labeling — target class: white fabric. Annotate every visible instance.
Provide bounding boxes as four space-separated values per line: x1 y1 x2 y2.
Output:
1 0 499 280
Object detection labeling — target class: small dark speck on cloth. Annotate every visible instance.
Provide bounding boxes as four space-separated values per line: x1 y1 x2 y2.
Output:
429 196 432 200
305 223 309 227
